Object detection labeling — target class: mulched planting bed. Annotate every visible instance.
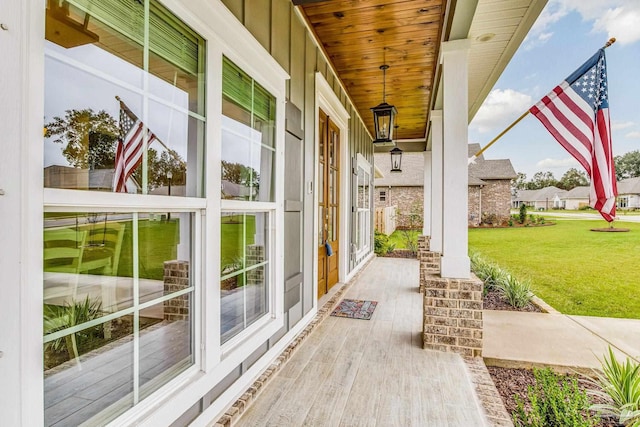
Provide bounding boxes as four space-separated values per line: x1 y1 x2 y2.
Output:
380 249 417 258
483 287 543 313
488 366 622 427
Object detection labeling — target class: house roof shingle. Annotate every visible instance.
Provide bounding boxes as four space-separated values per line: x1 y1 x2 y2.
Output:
374 144 517 187
563 186 589 199
618 177 640 195
513 186 567 202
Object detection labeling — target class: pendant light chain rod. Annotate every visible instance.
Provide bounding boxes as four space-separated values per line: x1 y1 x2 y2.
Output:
380 64 389 104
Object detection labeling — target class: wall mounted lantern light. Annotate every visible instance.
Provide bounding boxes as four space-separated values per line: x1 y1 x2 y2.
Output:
390 147 403 172
370 64 397 146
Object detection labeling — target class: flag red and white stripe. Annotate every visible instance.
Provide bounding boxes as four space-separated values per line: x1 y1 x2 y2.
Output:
530 48 617 222
113 102 156 193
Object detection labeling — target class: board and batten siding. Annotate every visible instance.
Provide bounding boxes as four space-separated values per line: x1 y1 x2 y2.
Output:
188 2 373 420
221 0 374 298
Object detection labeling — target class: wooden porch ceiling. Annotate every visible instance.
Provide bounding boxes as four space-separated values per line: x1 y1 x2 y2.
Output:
298 0 446 141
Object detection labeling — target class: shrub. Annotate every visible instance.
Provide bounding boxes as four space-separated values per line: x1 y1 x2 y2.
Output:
508 218 514 227
519 204 527 224
499 274 532 308
44 296 103 361
590 347 640 427
374 230 394 256
513 367 597 427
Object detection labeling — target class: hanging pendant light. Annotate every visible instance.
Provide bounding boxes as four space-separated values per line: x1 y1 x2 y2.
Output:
370 64 397 146
390 125 402 172
390 147 403 172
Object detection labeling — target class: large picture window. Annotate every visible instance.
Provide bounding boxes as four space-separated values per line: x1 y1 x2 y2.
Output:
220 57 276 343
43 1 204 425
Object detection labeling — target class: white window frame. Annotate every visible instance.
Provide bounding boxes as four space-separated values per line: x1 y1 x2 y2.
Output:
42 1 207 422
379 189 387 202
26 0 289 426
355 154 372 259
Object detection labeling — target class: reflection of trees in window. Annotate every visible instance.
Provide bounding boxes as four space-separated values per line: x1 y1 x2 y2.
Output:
222 160 260 189
45 109 118 169
45 108 187 190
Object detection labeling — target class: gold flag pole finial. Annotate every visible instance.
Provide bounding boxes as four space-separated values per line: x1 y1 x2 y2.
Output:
604 37 616 48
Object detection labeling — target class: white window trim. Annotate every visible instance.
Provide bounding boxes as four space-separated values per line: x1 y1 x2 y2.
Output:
355 153 372 259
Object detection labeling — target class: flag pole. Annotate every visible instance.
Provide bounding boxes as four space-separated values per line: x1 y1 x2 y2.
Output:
468 110 529 165
467 37 617 165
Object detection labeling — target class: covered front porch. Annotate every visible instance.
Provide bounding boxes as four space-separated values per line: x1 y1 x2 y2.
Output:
213 257 510 427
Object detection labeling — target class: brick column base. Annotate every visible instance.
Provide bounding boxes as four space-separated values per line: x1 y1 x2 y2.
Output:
423 273 483 357
419 250 441 293
163 260 190 321
418 236 430 293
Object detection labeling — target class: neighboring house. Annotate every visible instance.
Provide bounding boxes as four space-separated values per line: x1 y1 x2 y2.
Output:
374 143 517 227
617 177 640 209
3 1 545 426
562 186 590 210
44 165 139 193
513 186 567 210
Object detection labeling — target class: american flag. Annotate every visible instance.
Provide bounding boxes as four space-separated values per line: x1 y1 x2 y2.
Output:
113 100 156 193
530 49 617 222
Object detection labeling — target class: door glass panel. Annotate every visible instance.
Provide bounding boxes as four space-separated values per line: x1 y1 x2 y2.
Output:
331 169 338 205
331 206 338 241
318 206 324 243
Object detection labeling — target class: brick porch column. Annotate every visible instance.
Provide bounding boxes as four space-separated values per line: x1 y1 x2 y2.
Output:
418 236 441 293
163 260 190 321
423 273 483 357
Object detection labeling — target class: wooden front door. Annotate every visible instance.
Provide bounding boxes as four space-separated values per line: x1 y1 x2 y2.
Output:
317 109 340 298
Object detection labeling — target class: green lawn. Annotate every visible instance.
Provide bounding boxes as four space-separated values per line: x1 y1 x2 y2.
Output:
388 229 420 249
469 220 640 319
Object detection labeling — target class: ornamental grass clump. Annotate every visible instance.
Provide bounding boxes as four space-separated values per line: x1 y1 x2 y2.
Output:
499 274 533 309
590 346 640 427
470 251 506 294
513 367 597 427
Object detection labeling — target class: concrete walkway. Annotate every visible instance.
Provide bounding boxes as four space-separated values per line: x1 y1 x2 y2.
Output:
484 310 640 371
236 257 490 427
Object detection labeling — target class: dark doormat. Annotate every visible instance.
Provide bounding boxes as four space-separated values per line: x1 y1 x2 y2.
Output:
330 299 378 320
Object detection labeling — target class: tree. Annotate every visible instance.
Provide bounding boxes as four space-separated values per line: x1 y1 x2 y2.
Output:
132 147 187 190
511 172 527 196
221 160 260 188
614 150 640 181
527 171 558 190
45 109 119 169
558 168 589 190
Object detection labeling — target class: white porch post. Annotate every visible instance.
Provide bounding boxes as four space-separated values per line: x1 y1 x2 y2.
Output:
440 39 470 279
429 110 443 253
422 150 432 236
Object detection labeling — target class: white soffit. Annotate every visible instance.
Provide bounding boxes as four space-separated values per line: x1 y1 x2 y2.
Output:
467 0 548 120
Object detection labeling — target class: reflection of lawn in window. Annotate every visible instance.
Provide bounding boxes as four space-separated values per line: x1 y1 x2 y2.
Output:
221 214 256 262
118 220 179 280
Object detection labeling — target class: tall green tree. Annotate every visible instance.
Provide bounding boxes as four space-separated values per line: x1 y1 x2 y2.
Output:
558 168 589 190
45 109 119 169
132 147 187 191
527 171 558 190
614 150 640 181
511 172 528 195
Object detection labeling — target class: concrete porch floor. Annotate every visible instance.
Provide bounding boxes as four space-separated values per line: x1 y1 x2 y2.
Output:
234 257 489 427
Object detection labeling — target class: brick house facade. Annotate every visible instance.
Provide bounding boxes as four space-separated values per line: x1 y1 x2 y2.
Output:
375 144 517 228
